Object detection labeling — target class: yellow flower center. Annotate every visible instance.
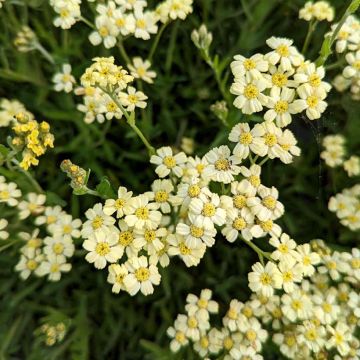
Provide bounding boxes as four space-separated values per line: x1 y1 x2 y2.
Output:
240 132 253 145
188 184 200 197
351 258 360 269
214 158 230 171
163 156 176 168
353 60 360 70
28 238 41 248
264 133 277 146
306 95 319 108
285 335 296 347
272 73 288 87
116 18 125 27
334 333 343 345
249 175 260 187
243 59 256 70
136 19 146 29
179 242 191 255
144 230 156 243
197 298 208 308
281 143 291 151
99 26 109 37
202 203 216 217
175 331 186 343
242 306 253 318
47 215 57 224
95 243 110 256
155 190 169 203
276 44 289 56
291 300 302 310
119 231 133 246
128 94 138 104
244 84 259 99
338 291 348 302
309 74 321 87
187 316 198 328
246 329 257 341
107 102 117 112
322 303 332 313
260 273 272 285
135 267 150 281
50 264 60 273
227 308 238 320
60 9 69 18
327 260 337 270
135 207 149 220
283 271 293 282
274 100 289 114
0 191 10 200
53 243 64 255
115 273 125 283
338 30 349 39
305 329 318 341
92 216 103 230
196 164 205 174
62 74 71 83
115 198 125 209
262 195 276 209
63 225 72 234
190 225 204 238
27 259 38 270
233 195 247 209
278 244 289 253
223 336 234 350
260 220 273 231
233 217 246 230
272 308 282 318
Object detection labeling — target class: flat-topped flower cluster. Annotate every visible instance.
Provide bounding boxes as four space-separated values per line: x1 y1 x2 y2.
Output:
167 240 360 359
0 175 81 281
230 36 331 123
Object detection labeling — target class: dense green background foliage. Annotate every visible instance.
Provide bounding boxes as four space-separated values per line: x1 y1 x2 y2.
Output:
0 0 359 358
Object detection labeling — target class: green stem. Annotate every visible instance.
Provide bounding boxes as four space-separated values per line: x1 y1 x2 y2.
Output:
148 22 168 62
117 40 131 65
325 58 347 70
102 88 155 155
80 16 95 29
34 43 55 65
302 19 318 54
11 158 44 193
316 0 360 66
241 237 272 262
257 156 269 166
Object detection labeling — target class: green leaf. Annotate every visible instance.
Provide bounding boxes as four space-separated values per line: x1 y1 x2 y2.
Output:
95 177 116 199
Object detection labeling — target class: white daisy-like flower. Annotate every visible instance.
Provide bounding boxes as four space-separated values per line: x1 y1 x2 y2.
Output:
247 185 284 221
295 63 331 95
189 193 226 229
17 192 46 220
37 254 71 282
264 87 300 127
118 86 148 112
43 236 75 258
326 322 352 356
117 220 141 257
89 15 119 49
202 145 241 184
125 194 162 230
265 37 302 71
266 65 298 89
221 179 257 212
0 181 22 206
228 122 267 159
128 57 157 83
281 288 313 322
35 205 64 227
107 263 129 294
124 255 161 295
113 8 135 35
250 217 282 239
53 64 76 93
103 186 133 218
295 243 321 276
150 146 187 178
167 314 189 352
343 50 360 78
277 129 301 164
256 121 285 160
167 234 206 267
279 257 304 293
15 249 44 280
293 83 328 120
185 288 219 320
344 155 360 177
298 320 326 353
239 165 262 189
230 344 263 360
133 9 158 40
83 228 123 269
230 77 269 114
116 0 147 12
269 233 299 263
81 203 116 237
148 179 178 213
50 213 82 240
222 207 254 242
133 226 167 254
248 261 283 297
173 313 210 342
176 219 217 248
0 219 8 240
237 317 268 352
230 53 269 80
222 299 243 331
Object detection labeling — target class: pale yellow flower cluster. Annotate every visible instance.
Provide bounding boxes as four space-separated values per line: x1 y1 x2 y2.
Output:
168 240 360 359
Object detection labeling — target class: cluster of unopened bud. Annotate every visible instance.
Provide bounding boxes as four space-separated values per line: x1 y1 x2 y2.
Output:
13 26 37 52
12 113 54 170
60 159 87 190
40 322 66 346
191 24 213 51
